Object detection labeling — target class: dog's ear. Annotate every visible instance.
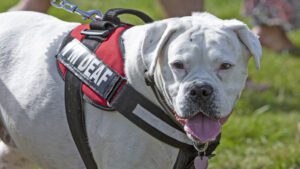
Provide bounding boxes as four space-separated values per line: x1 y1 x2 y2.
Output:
141 22 177 75
224 19 262 70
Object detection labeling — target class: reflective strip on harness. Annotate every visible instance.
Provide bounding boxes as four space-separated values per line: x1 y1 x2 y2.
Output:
110 84 193 148
57 39 124 101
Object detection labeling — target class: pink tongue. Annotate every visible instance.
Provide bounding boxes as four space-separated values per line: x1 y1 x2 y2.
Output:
184 113 221 143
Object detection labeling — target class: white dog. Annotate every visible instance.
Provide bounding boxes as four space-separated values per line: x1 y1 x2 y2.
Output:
0 11 261 169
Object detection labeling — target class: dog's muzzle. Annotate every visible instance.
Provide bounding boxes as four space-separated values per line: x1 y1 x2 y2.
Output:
178 81 219 120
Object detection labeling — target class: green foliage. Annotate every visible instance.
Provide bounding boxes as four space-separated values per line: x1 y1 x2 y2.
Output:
1 0 300 168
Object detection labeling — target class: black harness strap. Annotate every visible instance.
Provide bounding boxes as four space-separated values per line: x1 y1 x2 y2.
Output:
172 134 221 169
65 72 98 169
173 148 197 169
110 84 193 149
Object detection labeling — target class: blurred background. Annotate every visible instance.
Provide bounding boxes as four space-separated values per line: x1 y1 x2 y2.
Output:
1 0 300 168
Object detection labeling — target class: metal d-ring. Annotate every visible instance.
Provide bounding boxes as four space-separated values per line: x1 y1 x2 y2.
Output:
193 142 209 156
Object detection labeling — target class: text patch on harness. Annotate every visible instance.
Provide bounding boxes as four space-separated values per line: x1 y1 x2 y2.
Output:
58 38 123 101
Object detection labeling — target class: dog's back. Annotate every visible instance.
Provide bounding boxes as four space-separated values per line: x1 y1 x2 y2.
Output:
0 12 179 169
0 11 87 169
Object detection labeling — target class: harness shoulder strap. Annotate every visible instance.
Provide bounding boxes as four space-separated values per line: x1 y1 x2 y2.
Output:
65 72 98 169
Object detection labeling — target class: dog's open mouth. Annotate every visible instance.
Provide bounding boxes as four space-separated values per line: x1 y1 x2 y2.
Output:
176 113 228 143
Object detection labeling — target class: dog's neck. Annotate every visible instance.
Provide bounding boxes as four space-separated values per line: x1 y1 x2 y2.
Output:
121 25 184 127
122 27 162 108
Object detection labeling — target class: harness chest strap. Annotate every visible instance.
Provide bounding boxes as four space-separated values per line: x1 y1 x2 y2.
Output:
57 24 221 169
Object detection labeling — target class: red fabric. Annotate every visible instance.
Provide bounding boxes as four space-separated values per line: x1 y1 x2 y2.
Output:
57 61 67 77
58 24 130 108
70 24 90 41
95 25 130 77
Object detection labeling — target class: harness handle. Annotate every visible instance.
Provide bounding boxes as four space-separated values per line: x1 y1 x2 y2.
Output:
103 8 153 24
89 8 153 30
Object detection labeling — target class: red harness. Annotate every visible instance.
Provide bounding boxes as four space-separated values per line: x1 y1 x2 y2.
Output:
57 24 130 109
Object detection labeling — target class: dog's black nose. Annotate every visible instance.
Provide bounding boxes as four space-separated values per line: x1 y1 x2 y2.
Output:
189 84 214 100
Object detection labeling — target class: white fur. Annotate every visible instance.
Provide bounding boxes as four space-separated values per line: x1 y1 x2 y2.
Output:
0 11 261 169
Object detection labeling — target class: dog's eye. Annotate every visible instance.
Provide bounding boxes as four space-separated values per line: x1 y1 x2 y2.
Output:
171 61 185 70
219 63 233 70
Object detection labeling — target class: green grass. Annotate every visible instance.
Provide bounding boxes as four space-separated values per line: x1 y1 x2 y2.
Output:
1 0 300 168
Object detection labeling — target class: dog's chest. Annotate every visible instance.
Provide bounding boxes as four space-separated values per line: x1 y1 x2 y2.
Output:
84 102 179 169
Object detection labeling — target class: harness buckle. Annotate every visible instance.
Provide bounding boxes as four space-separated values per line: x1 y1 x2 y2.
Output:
81 30 111 37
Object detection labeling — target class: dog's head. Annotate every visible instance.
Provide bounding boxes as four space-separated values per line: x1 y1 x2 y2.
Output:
140 13 262 143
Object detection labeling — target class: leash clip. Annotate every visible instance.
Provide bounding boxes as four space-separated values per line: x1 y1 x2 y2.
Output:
51 0 103 21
